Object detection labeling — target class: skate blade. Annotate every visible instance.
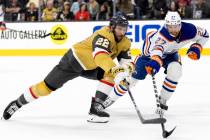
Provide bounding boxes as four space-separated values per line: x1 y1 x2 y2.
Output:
87 114 109 123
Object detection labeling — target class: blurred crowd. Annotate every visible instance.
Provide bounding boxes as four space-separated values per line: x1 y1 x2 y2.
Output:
0 0 210 22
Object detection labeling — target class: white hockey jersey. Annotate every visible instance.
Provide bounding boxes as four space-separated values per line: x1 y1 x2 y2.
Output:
142 22 209 58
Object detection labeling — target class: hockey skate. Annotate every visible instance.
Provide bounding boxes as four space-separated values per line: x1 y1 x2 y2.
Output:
103 96 115 109
2 100 22 120
155 97 168 116
87 98 110 123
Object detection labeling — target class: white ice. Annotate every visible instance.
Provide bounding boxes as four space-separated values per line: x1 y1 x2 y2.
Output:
0 56 210 140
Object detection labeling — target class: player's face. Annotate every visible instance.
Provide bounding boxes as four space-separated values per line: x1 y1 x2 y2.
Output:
166 24 181 37
114 25 127 41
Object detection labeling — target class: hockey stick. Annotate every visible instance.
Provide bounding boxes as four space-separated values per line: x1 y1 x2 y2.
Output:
124 81 166 124
1 9 50 38
5 27 51 38
151 75 176 138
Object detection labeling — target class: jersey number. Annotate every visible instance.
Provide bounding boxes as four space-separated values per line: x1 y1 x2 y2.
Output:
155 37 166 45
197 27 204 36
95 38 109 48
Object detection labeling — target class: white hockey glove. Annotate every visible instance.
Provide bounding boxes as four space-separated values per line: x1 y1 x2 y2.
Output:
122 62 135 75
119 59 135 75
110 66 130 85
119 59 137 88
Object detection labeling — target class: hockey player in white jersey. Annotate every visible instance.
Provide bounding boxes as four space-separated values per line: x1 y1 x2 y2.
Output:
98 11 209 116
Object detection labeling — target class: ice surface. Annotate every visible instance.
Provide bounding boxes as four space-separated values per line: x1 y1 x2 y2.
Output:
0 56 210 140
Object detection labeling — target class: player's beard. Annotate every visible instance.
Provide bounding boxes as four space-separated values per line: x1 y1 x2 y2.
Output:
115 35 124 42
113 31 124 42
169 31 179 37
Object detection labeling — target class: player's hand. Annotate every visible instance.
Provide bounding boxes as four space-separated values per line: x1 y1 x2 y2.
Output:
187 43 202 60
145 55 162 75
0 22 6 31
111 66 130 85
122 62 135 75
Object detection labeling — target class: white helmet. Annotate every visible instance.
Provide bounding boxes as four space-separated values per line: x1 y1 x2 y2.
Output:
165 11 181 25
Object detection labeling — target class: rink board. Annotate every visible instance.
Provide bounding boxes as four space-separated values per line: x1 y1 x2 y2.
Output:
0 20 210 56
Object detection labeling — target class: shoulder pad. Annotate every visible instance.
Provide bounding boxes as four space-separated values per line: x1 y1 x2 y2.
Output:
96 26 115 43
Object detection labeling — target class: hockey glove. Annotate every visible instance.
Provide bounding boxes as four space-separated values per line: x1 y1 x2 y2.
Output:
145 55 162 75
110 66 130 85
0 22 6 31
187 43 202 60
122 62 135 75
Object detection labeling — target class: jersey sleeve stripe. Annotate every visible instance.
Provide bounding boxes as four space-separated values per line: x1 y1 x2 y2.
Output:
93 47 109 59
94 45 110 52
93 51 109 59
143 31 154 56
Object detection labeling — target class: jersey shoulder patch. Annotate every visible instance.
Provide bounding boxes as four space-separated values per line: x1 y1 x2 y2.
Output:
92 35 111 52
154 34 167 46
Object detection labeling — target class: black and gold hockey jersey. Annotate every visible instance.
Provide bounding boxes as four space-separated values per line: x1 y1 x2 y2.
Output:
72 26 131 73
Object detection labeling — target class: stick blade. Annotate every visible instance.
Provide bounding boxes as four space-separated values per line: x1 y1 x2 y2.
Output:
142 117 167 124
163 126 176 138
